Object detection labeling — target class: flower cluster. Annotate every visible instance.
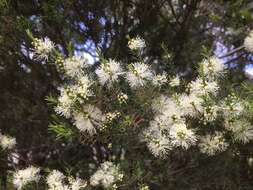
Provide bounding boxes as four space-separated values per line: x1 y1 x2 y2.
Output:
90 161 123 189
55 75 93 118
13 166 40 189
0 133 16 150
117 92 128 104
144 94 198 157
95 59 123 87
201 57 225 78
105 111 121 123
128 36 146 51
63 55 89 78
141 53 252 157
33 36 253 158
73 104 105 134
51 40 172 135
126 62 153 88
32 37 54 60
199 132 228 156
169 76 180 87
227 119 253 144
25 36 253 189
47 170 87 190
153 73 168 86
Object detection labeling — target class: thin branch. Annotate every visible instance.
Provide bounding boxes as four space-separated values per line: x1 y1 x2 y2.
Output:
223 52 246 65
218 45 244 59
167 0 181 25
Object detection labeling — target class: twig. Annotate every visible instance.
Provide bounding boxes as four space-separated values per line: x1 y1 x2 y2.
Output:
167 0 181 25
218 45 244 59
223 52 246 65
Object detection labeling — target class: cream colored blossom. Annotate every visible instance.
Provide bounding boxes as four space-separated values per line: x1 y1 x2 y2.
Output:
128 37 146 50
222 95 244 119
143 126 172 157
32 37 54 60
69 177 87 190
95 59 123 86
63 55 88 78
13 166 40 189
0 133 16 150
55 87 75 118
178 93 203 116
74 75 93 99
126 62 153 88
149 115 173 131
199 132 228 156
169 123 197 149
55 76 92 118
47 170 67 190
152 73 167 86
228 120 253 144
151 95 180 118
244 30 253 52
169 76 180 87
73 105 105 134
90 161 123 188
189 78 219 96
202 57 225 77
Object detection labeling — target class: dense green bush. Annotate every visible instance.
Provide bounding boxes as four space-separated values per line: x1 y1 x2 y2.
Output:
1 1 253 189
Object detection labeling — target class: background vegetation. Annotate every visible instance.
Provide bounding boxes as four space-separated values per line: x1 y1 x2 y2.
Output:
1 0 253 189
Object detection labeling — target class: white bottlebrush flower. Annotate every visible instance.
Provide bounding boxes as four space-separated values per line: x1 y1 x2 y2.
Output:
32 37 54 60
204 81 219 94
126 62 153 88
151 95 171 114
95 59 123 86
55 87 75 118
244 30 253 52
128 37 146 51
169 76 180 87
189 78 219 96
149 114 174 131
152 73 168 86
169 123 197 149
151 95 185 127
90 161 123 188
63 55 88 78
188 78 203 95
143 126 171 157
178 93 203 116
152 95 178 115
199 132 228 156
13 166 40 190
202 57 225 77
69 177 87 190
222 95 244 119
228 120 253 144
55 77 92 118
47 170 68 190
74 75 93 99
0 133 16 150
73 105 105 135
